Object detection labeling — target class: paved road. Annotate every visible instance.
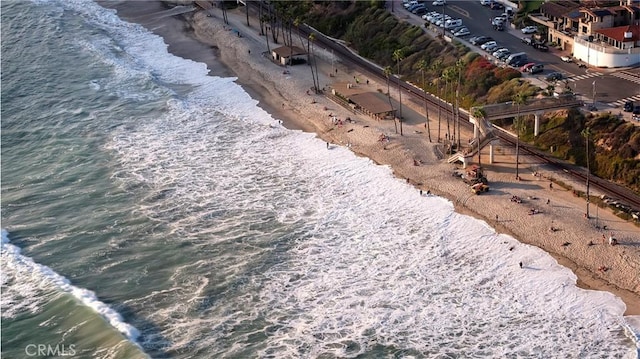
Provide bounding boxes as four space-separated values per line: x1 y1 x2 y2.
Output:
395 0 640 112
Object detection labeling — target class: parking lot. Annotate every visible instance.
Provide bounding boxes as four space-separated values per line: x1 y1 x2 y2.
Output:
397 0 640 116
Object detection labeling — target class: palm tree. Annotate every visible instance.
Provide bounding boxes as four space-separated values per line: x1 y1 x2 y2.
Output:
512 92 528 180
443 66 456 152
472 107 487 167
393 49 405 136
455 59 464 150
383 66 397 134
245 0 250 26
430 60 443 142
581 127 592 218
417 59 431 142
308 33 320 93
261 14 271 53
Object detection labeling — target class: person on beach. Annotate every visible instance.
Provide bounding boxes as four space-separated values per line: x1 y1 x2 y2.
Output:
326 142 329 149
519 262 523 269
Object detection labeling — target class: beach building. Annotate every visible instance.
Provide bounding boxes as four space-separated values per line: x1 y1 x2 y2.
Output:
271 46 307 66
331 81 396 121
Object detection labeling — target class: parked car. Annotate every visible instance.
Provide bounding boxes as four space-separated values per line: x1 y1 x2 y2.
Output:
494 23 504 31
480 40 497 50
413 7 428 15
444 19 463 29
520 62 536 72
506 52 527 66
493 48 510 57
561 55 572 63
546 72 563 81
490 2 504 10
404 1 418 9
432 0 446 5
529 64 544 74
521 26 537 34
407 3 424 12
521 37 533 46
423 12 440 20
454 27 470 37
484 43 499 52
480 0 493 5
510 58 528 67
496 51 511 60
634 106 640 115
624 101 634 112
471 36 491 45
491 17 504 26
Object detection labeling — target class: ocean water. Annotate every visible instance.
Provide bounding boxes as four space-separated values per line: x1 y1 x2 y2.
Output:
1 1 638 358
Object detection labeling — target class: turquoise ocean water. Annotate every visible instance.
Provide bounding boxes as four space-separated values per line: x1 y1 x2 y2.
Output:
2 1 638 358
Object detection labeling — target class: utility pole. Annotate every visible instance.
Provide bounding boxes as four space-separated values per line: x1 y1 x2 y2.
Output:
582 127 592 219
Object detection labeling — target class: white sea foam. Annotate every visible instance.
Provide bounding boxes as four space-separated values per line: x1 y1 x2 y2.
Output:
20 0 639 357
1 229 141 343
104 88 636 357
624 315 640 350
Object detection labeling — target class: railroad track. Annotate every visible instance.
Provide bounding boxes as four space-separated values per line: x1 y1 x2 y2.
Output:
247 3 640 215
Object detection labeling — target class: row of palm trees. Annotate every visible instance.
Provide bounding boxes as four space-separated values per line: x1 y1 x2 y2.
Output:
382 52 465 148
244 2 594 193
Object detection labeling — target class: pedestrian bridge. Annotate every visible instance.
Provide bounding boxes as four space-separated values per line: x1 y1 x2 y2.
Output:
477 96 583 121
470 95 583 137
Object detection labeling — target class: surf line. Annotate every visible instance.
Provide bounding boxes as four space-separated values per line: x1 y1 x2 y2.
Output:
1 229 143 345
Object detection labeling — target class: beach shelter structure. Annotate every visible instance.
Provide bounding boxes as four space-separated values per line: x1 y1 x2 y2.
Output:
330 82 396 121
347 92 396 120
271 46 307 66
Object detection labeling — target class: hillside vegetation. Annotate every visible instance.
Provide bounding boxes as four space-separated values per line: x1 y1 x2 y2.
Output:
268 0 640 194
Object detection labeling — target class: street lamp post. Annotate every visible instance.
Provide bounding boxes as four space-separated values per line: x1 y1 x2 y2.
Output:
442 3 445 37
592 80 596 108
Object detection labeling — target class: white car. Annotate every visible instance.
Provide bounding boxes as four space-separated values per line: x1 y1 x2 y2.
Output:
480 40 497 50
435 16 451 26
492 48 509 57
433 0 446 5
444 19 463 29
425 13 441 21
454 27 470 37
521 26 537 34
404 1 418 9
480 0 493 5
484 43 499 52
422 12 438 20
561 55 573 63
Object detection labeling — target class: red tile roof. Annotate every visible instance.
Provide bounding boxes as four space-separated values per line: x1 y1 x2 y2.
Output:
594 24 640 42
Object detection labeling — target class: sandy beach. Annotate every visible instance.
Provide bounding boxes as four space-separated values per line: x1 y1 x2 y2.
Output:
107 1 640 315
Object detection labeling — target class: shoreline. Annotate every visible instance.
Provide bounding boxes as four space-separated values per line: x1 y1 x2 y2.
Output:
104 1 640 316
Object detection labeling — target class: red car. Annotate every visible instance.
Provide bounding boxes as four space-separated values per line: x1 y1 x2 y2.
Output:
520 62 536 72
